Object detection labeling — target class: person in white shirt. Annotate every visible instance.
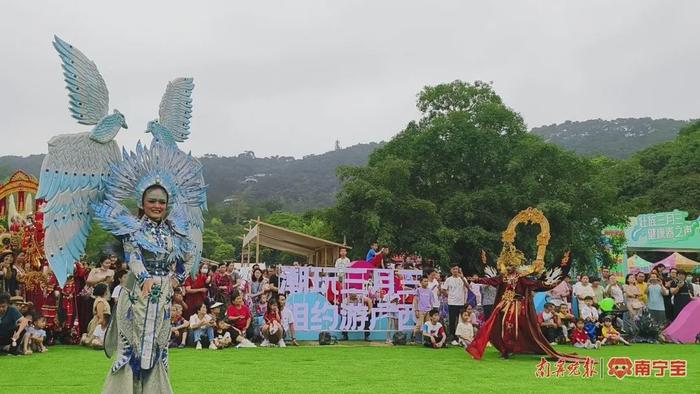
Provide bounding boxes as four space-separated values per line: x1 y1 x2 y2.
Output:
469 274 482 306
579 296 600 341
441 264 469 345
111 270 127 305
189 303 217 350
278 294 299 346
572 275 595 313
334 247 351 275
428 270 441 310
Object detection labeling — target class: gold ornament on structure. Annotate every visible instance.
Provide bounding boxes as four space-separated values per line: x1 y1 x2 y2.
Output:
497 207 551 276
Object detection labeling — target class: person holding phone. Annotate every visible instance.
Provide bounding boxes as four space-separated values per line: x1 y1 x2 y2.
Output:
442 264 469 345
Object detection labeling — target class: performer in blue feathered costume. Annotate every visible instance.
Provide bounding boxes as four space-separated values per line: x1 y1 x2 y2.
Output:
95 143 206 393
39 35 207 393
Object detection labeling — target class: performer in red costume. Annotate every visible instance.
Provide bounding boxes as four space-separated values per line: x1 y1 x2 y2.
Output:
467 208 583 362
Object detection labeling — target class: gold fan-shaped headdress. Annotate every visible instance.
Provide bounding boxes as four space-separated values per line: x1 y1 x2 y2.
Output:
497 207 551 276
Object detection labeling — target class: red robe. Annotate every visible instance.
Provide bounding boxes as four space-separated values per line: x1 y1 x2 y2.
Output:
60 277 77 329
184 274 209 318
466 274 581 361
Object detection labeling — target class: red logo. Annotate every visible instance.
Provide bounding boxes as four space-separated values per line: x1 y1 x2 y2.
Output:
607 357 633 380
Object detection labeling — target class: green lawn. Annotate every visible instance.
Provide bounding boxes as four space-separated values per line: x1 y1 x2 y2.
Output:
0 343 697 393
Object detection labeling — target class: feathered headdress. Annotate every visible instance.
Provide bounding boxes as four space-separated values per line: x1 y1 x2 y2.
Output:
104 141 207 208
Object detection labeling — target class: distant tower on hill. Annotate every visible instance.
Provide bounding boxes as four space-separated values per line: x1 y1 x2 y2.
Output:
335 140 341 150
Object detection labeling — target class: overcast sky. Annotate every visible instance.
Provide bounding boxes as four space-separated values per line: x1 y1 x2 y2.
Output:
1 0 699 158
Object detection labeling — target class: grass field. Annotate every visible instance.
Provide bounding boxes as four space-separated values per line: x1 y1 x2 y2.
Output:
0 343 697 393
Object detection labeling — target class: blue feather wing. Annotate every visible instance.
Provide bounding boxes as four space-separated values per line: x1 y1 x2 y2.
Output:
158 78 194 142
37 133 121 286
53 35 109 125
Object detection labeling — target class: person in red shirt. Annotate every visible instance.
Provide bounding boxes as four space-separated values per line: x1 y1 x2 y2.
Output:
184 264 211 319
261 299 284 347
571 319 600 349
226 291 254 347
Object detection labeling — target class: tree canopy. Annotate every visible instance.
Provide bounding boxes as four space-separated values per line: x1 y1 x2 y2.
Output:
328 80 625 272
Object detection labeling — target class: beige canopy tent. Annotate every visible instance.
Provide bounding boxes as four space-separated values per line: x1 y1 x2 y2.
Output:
241 219 351 267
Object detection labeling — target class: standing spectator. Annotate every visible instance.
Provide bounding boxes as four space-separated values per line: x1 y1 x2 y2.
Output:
671 270 694 318
547 275 571 308
481 282 496 320
13 253 28 298
623 274 644 320
226 262 242 288
572 275 594 313
278 294 298 346
169 304 189 348
599 267 611 284
184 263 211 319
538 303 561 345
266 266 280 301
412 276 435 343
441 264 468 345
189 303 216 350
590 277 605 304
366 242 379 262
663 268 679 321
468 274 482 308
85 254 114 299
635 272 648 304
249 268 267 316
426 269 441 311
422 309 446 349
605 274 625 308
646 272 668 325
692 275 700 296
0 252 19 297
226 291 253 341
213 264 233 304
335 247 351 276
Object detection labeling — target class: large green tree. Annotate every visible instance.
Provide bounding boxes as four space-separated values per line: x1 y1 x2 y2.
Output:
329 80 624 272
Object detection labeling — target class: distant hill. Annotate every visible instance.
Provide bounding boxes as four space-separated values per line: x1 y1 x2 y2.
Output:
530 117 690 159
1 117 691 210
0 143 382 211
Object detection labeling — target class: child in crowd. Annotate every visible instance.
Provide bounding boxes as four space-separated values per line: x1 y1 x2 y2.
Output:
601 317 631 346
23 315 47 354
464 305 480 328
261 299 285 347
172 288 188 317
412 276 435 344
557 303 575 342
579 296 600 341
213 319 233 349
81 313 110 349
169 304 189 348
571 319 600 349
422 309 446 349
455 310 474 347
